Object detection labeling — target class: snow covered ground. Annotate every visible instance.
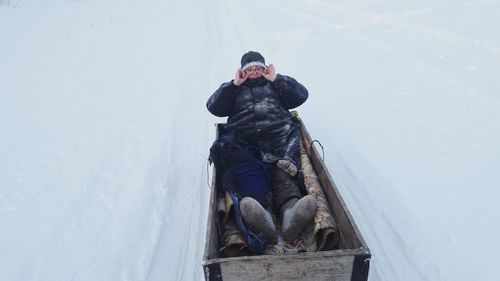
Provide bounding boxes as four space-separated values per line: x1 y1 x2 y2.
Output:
1 0 499 280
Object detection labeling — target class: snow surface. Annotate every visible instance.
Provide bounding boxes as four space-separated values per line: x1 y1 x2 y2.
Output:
1 0 500 280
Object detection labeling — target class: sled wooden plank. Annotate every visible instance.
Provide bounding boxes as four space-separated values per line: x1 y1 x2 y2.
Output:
299 119 368 250
204 124 222 261
204 249 370 281
219 254 354 281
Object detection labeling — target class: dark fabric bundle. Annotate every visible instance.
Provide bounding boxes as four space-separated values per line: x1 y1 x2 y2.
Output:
223 161 271 209
209 132 271 208
209 132 271 253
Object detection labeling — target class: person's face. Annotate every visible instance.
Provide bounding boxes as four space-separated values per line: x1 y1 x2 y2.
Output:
244 66 265 79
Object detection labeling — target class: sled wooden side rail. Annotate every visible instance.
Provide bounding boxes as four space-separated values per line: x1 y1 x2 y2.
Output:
203 117 371 281
299 118 368 251
203 123 222 262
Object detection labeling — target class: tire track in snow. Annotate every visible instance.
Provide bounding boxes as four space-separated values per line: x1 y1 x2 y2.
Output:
263 0 500 58
143 0 230 279
254 0 499 93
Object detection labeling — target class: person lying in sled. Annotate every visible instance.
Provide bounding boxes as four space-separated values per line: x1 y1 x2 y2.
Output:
207 51 317 252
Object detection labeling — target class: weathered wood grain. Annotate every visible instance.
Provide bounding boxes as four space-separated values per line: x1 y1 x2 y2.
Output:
220 254 354 281
299 119 369 250
204 124 222 261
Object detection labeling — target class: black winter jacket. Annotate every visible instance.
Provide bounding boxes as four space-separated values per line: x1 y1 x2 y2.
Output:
207 74 308 160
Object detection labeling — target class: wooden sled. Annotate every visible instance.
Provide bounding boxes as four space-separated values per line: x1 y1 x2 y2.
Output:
203 114 371 281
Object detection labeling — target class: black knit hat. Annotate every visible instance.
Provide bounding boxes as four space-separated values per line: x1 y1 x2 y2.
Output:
240 51 266 70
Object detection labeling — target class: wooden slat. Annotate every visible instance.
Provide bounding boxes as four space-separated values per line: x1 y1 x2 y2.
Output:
203 248 370 266
204 173 219 260
298 118 369 250
220 255 354 281
203 124 221 261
